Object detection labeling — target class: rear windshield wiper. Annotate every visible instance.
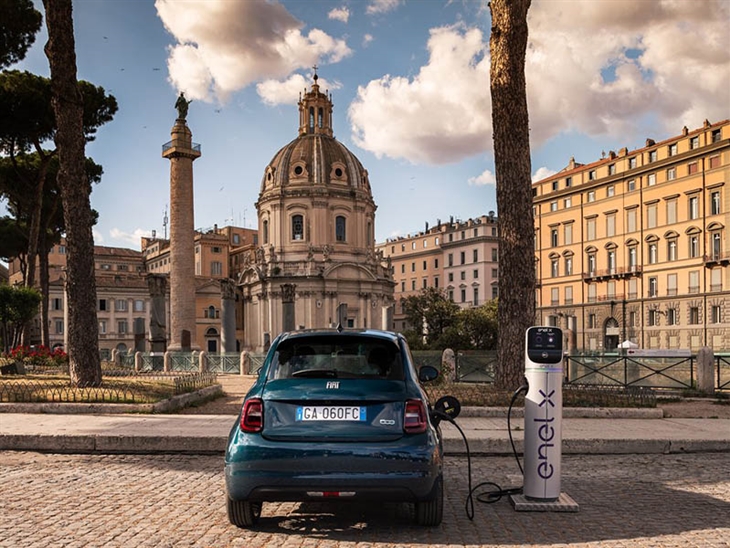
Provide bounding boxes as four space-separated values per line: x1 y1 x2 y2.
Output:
291 368 338 379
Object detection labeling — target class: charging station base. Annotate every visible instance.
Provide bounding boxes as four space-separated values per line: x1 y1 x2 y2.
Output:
509 492 579 512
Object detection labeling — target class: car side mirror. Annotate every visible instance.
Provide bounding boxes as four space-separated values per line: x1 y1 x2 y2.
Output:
418 365 439 383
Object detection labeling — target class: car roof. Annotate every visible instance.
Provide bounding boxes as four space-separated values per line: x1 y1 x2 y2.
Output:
276 328 401 345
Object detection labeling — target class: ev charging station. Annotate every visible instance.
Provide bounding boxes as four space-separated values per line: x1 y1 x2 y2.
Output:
511 326 579 512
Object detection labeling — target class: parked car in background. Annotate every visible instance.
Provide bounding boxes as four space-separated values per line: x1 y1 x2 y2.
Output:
225 327 453 527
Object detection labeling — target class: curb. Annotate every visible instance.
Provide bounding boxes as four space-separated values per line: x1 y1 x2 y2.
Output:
460 406 664 419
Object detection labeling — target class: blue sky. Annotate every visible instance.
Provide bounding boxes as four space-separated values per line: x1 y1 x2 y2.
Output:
6 0 729 252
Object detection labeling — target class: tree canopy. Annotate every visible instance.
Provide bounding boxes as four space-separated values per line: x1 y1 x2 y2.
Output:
0 284 41 353
0 0 42 69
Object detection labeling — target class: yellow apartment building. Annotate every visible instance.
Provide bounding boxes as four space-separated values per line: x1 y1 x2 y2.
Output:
534 119 729 353
377 214 500 332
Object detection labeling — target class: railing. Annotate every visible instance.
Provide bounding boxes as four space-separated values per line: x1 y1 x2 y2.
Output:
565 355 695 389
207 353 240 374
168 353 198 372
140 353 165 371
717 356 730 391
456 351 497 383
247 353 266 375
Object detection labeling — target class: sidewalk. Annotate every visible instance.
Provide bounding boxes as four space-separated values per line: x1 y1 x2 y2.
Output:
1 412 727 455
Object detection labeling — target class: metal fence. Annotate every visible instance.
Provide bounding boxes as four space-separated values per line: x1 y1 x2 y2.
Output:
247 353 266 375
207 353 240 374
717 356 730 391
456 351 497 383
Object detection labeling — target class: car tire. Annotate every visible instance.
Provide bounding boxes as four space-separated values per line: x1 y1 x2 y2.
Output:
415 475 443 526
227 496 262 528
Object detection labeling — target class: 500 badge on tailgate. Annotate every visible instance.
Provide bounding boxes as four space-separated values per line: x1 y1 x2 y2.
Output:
296 406 367 421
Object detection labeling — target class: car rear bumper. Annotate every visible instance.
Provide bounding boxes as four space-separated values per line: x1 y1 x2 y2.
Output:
225 433 442 503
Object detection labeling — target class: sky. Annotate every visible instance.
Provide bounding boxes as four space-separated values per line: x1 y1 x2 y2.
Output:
6 0 730 253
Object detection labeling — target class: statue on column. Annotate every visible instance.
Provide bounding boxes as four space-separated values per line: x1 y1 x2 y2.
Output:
175 92 192 120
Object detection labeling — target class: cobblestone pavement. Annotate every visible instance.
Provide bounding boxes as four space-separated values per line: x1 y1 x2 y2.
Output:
1 451 728 548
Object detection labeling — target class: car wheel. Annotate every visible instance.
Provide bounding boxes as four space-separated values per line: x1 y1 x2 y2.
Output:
415 475 443 526
227 496 262 528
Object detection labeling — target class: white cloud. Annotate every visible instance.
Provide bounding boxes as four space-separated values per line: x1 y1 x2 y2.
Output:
366 0 402 15
526 0 730 142
110 228 152 249
92 229 104 244
155 0 352 102
349 24 490 164
532 166 557 183
257 73 342 106
363 34 374 47
468 169 496 186
349 0 729 165
328 7 350 23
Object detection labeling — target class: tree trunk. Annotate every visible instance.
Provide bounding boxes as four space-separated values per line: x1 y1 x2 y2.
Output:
43 0 101 387
490 0 535 390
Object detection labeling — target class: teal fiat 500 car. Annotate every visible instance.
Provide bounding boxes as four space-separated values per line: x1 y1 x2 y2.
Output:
225 328 451 527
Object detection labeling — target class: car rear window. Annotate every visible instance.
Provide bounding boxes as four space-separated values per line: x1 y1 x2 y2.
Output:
267 336 404 381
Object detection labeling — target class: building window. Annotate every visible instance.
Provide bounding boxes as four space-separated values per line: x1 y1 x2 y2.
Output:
668 143 677 156
460 251 465 265
667 167 676 181
667 273 677 296
690 136 699 149
564 197 572 208
412 242 416 250
626 208 637 232
689 196 699 219
400 264 405 274
607 249 616 273
647 173 656 186
709 155 721 169
629 311 636 327
689 235 700 258
711 305 722 324
550 228 559 247
647 242 658 264
211 261 223 276
688 162 698 175
711 267 722 292
400 281 405 292
689 270 700 293
647 309 658 326
588 170 596 181
667 239 678 261
492 268 498 278
587 283 596 302
473 269 479 279
233 233 240 245
550 288 559 306
492 286 499 299
99 320 106 334
667 199 677 224
588 313 597 328
52 298 63 311
423 260 427 270
629 157 637 169
117 264 128 271
587 191 596 202
711 129 721 143
434 277 439 289
565 256 573 276
212 246 222 253
461 289 466 303
586 218 596 241
565 285 573 305
565 177 572 187
689 307 700 325
711 232 722 259
473 249 478 262
54 319 64 334
628 246 637 269
551 180 558 191
587 253 596 275
448 273 454 282
434 258 439 268
473 288 479 307
411 262 416 273
134 300 145 312
460 271 466 281
648 277 658 297
422 278 427 289
115 299 128 312
291 214 304 240
711 191 721 215
550 201 558 212
647 204 657 228
648 150 657 162
608 164 616 175
667 308 679 325
263 220 269 244
448 254 453 267
606 214 616 237
491 248 498 261
627 179 636 192
607 185 615 197
448 289 454 301
551 259 559 278
564 224 573 245
118 320 128 334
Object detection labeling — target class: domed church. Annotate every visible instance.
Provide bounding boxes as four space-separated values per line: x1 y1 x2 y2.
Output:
238 72 395 351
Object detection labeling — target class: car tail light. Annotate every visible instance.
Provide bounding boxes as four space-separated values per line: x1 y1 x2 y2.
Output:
240 398 263 433
404 399 427 434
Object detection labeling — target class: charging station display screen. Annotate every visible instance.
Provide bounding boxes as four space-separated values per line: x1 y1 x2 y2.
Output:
526 327 563 365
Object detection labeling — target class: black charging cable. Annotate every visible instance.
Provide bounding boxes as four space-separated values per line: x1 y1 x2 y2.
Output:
434 382 529 520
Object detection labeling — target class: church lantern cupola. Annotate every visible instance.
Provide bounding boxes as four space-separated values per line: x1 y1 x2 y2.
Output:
298 68 333 138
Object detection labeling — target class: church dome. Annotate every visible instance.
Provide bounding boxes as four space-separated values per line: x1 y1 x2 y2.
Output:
259 72 371 195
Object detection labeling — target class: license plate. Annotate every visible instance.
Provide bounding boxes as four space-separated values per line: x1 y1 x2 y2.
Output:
296 406 366 421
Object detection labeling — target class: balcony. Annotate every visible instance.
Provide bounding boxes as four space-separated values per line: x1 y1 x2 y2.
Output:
711 283 723 292
704 251 730 267
583 265 642 282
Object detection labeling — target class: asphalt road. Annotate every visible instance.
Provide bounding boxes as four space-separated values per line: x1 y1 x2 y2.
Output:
1 451 728 547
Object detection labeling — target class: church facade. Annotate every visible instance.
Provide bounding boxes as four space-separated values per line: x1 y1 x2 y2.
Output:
238 74 395 351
